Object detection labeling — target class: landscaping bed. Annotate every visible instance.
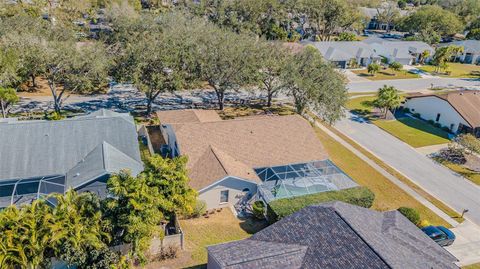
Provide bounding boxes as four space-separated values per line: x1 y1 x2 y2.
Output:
267 186 374 222
352 68 420 80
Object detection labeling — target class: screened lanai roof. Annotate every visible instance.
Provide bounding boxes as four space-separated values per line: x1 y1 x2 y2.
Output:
255 160 358 203
0 175 65 208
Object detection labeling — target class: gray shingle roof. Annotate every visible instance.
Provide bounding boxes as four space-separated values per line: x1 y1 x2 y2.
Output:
439 40 480 54
0 110 142 188
302 41 379 61
207 201 458 269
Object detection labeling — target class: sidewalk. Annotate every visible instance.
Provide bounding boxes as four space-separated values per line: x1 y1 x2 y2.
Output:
311 117 459 227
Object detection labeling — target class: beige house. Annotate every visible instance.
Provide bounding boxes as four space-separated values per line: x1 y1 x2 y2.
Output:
156 110 357 211
404 91 480 136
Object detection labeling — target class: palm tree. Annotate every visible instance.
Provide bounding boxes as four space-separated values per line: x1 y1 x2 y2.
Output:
50 190 110 265
375 85 402 118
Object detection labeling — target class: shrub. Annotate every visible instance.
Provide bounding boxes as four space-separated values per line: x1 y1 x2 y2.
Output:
267 187 375 223
252 201 266 220
156 245 178 261
442 126 451 133
413 113 421 118
418 219 430 228
389 61 403 72
398 207 420 225
190 200 206 218
434 122 442 128
427 119 435 125
455 134 480 155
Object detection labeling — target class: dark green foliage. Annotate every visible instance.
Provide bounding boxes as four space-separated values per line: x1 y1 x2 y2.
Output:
252 201 266 220
266 187 375 223
397 207 420 225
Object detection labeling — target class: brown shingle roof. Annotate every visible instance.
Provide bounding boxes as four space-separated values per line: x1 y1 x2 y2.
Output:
159 111 328 190
156 109 221 124
407 90 480 127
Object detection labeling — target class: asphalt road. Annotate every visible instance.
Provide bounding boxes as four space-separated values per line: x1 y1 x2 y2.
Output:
335 112 480 225
347 77 480 92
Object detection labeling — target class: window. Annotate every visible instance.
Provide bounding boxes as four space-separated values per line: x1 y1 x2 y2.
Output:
436 113 441 122
220 190 229 203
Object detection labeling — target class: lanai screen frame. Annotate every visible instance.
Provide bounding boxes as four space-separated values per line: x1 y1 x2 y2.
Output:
0 175 65 207
255 160 358 203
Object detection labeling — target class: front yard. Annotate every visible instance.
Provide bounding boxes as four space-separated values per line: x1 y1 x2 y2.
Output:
346 96 451 148
373 117 451 148
418 63 480 78
352 68 420 80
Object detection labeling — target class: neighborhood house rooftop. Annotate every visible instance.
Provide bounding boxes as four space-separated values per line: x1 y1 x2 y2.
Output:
255 160 358 202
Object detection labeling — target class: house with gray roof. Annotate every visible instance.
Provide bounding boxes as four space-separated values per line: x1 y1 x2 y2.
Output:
439 40 480 64
0 109 143 208
364 37 434 65
302 41 381 69
207 201 458 269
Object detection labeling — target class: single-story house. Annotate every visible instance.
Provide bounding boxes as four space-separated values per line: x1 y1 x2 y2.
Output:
359 6 409 31
157 110 358 211
364 37 434 65
207 201 458 269
404 90 480 136
0 109 143 208
439 40 480 64
302 41 381 68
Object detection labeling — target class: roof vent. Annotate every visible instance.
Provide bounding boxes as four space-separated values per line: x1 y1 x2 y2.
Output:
75 173 80 177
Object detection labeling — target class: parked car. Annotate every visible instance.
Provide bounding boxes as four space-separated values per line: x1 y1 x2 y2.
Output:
421 226 455 247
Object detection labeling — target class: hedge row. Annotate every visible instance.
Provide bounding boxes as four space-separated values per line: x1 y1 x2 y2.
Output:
266 186 375 223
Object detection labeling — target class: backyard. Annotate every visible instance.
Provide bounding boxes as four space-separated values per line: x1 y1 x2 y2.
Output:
147 209 267 269
418 63 480 78
352 68 420 80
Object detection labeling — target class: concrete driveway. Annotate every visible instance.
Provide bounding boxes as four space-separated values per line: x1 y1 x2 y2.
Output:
334 112 480 225
348 77 480 93
446 220 480 266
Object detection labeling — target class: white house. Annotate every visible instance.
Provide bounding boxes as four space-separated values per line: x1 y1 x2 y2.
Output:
439 40 480 64
404 91 480 136
156 110 358 212
364 37 434 65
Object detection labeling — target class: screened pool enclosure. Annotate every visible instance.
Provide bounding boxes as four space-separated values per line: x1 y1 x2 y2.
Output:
255 160 358 203
0 175 65 208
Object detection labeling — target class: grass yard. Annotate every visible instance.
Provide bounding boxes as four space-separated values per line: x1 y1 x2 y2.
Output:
175 209 267 268
464 263 480 269
314 125 454 227
345 95 377 115
418 63 480 78
352 68 420 80
435 159 480 186
373 117 451 148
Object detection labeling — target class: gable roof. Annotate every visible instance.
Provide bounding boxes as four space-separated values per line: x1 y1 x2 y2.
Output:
157 109 221 124
364 38 434 59
439 40 480 54
0 110 142 188
406 90 480 128
208 201 458 269
303 41 379 61
157 111 328 190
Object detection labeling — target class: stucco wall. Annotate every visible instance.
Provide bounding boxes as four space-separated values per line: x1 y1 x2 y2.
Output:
404 96 469 132
199 176 258 210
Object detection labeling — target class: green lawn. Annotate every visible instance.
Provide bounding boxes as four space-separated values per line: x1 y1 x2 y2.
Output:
177 210 267 268
418 63 480 78
373 117 450 148
314 125 453 227
463 263 480 269
352 68 420 80
345 95 377 115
